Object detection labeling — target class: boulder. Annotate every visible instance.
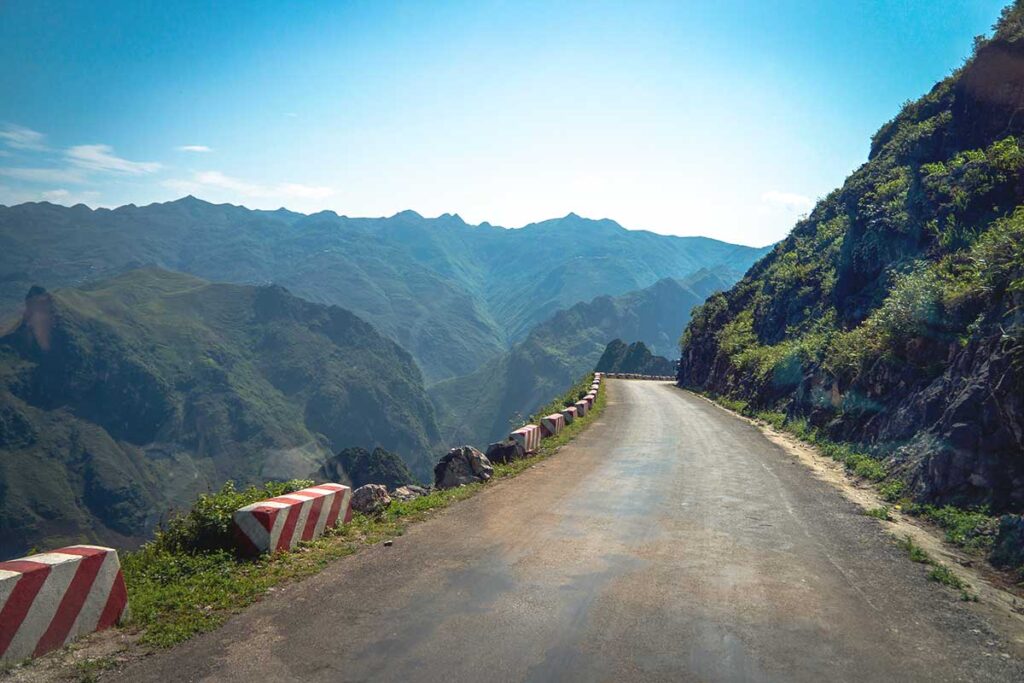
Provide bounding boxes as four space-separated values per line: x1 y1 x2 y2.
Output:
434 445 493 489
391 484 430 501
485 438 525 464
351 483 391 514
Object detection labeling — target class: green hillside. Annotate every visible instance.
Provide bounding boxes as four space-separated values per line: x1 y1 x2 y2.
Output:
432 269 734 445
680 4 1024 512
0 200 767 383
595 340 674 376
0 268 440 556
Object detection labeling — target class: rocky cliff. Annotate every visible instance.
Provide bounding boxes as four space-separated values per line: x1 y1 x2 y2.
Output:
679 5 1024 512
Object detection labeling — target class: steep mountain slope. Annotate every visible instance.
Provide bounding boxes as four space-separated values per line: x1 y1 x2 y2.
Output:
0 200 768 382
680 5 1024 512
595 340 675 376
432 269 739 445
0 268 440 556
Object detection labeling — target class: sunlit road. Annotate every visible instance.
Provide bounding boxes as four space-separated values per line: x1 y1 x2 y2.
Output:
115 380 1024 682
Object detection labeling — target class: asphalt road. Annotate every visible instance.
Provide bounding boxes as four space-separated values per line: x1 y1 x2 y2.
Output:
115 380 1024 682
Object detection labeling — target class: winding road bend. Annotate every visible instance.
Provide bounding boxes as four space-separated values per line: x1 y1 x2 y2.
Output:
116 380 1024 682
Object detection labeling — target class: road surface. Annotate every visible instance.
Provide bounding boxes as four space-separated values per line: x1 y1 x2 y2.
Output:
115 380 1024 682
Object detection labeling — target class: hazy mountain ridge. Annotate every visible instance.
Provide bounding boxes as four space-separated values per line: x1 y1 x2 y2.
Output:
432 269 738 445
679 11 1024 511
0 268 441 556
0 199 769 383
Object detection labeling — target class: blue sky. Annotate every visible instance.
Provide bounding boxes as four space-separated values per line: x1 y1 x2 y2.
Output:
0 0 1008 246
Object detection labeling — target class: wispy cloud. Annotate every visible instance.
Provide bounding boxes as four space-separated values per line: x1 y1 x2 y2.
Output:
177 145 212 153
0 124 48 151
164 170 333 201
0 166 87 184
40 188 101 205
66 144 161 174
760 190 813 212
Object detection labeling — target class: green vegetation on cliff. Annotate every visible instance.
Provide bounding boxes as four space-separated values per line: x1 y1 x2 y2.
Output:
680 3 1024 513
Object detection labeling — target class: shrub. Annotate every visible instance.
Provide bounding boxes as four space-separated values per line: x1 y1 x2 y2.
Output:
878 480 906 503
153 479 314 554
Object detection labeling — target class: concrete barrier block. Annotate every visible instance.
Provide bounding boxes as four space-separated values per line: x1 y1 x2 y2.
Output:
560 406 577 424
510 424 541 453
0 545 129 664
574 400 588 417
233 483 352 556
540 413 566 438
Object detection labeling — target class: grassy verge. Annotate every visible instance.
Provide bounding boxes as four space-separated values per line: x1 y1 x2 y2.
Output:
121 374 606 649
704 392 1000 554
698 390 1014 587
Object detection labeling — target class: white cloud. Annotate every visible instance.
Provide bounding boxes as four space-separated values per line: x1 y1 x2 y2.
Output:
40 188 101 205
0 166 87 184
164 170 333 201
0 124 48 151
760 190 813 212
177 145 212 153
66 144 161 174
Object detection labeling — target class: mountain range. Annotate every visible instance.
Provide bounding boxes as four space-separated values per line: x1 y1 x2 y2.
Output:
0 200 767 383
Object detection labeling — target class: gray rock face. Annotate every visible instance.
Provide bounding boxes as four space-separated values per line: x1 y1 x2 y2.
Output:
391 484 429 501
351 484 392 513
992 515 1024 568
485 439 525 464
434 445 493 489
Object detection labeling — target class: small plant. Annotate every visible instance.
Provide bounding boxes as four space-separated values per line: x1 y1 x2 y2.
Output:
866 506 893 521
878 480 906 503
928 563 968 590
899 535 930 563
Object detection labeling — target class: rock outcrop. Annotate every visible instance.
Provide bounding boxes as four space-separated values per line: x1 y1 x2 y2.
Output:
351 484 392 514
484 439 525 464
391 484 429 501
434 446 493 489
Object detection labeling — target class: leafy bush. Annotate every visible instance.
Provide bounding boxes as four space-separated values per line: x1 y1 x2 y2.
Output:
152 479 314 554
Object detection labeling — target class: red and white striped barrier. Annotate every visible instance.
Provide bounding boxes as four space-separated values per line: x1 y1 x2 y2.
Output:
233 483 352 556
560 406 577 424
574 399 588 417
0 546 128 664
584 394 595 409
540 413 566 438
510 424 541 453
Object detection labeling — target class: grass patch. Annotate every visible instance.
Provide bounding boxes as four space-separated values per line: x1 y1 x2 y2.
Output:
866 506 893 521
120 375 607 648
896 535 977 600
905 503 998 553
899 535 931 563
928 563 968 590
